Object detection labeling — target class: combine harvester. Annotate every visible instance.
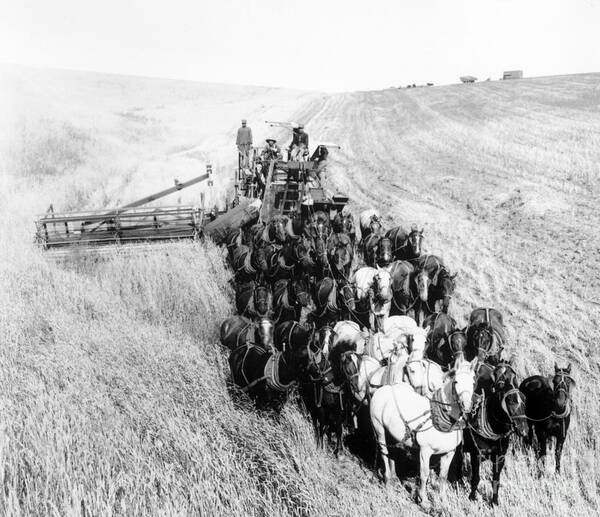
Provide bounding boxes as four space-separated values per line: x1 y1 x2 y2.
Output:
34 122 348 254
34 165 221 253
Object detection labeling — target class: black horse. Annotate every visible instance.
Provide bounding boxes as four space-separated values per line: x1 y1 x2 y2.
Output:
304 210 330 241
263 241 298 284
228 333 314 410
274 321 347 455
310 277 356 327
220 316 274 351
332 212 356 246
414 255 456 323
235 280 271 320
259 216 289 246
422 312 467 370
292 235 322 282
300 355 349 456
466 308 506 365
272 277 313 323
327 232 354 280
465 362 528 505
388 260 417 318
310 234 331 281
385 225 423 261
520 364 575 473
362 235 393 268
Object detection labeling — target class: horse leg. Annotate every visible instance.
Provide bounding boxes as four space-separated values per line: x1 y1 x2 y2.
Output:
438 450 455 480
491 446 507 505
417 447 432 505
525 420 534 448
468 451 481 500
555 434 566 474
371 415 393 483
335 412 345 457
535 426 547 476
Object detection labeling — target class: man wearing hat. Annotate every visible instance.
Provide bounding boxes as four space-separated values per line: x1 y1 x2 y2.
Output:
236 119 253 167
261 138 282 161
289 124 309 160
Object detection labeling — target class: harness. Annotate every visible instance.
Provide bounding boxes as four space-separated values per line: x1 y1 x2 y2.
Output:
430 388 466 432
314 279 339 318
234 343 296 394
382 390 432 451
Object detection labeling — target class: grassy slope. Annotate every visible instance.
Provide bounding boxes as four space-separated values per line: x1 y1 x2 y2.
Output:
1 68 599 515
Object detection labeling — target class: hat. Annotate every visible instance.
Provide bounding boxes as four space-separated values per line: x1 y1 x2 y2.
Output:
266 138 277 143
241 119 247 123
298 123 304 129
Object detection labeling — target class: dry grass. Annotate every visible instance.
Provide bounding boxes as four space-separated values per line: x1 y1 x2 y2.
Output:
1 67 599 515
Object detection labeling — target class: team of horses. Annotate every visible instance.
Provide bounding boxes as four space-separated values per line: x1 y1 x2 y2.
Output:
218 207 575 507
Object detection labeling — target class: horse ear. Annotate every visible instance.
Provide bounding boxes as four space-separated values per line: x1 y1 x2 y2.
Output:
451 273 458 280
554 362 559 373
566 363 572 374
420 228 424 234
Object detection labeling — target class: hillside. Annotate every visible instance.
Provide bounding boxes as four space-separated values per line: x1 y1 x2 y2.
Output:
1 67 599 515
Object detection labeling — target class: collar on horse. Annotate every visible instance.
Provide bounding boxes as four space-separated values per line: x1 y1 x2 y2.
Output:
468 392 507 441
430 388 466 432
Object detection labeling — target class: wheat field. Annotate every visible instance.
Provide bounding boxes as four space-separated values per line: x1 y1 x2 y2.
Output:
1 66 599 516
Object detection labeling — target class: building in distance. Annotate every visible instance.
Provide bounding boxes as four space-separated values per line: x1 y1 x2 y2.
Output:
460 76 477 83
503 70 523 80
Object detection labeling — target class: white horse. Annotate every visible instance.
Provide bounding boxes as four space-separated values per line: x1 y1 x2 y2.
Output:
401 325 445 397
332 320 368 355
370 358 477 505
353 266 392 332
383 315 418 336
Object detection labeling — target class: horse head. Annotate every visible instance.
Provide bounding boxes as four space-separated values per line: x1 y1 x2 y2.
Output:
438 269 457 312
295 237 316 268
408 226 424 257
369 216 382 237
296 324 329 381
315 324 335 358
447 328 467 361
377 237 393 266
373 266 393 304
313 235 329 270
290 277 313 309
472 323 499 363
450 358 478 415
270 217 288 244
407 326 429 355
340 351 361 395
416 268 430 302
331 240 352 272
332 213 343 233
251 245 269 274
552 363 575 418
492 362 528 436
253 284 270 317
256 318 274 351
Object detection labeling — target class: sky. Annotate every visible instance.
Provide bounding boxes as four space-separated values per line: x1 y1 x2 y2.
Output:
1 0 600 92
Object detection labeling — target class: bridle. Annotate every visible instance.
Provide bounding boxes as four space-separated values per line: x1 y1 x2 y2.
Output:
446 329 466 357
552 371 575 418
451 371 473 416
407 230 423 256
